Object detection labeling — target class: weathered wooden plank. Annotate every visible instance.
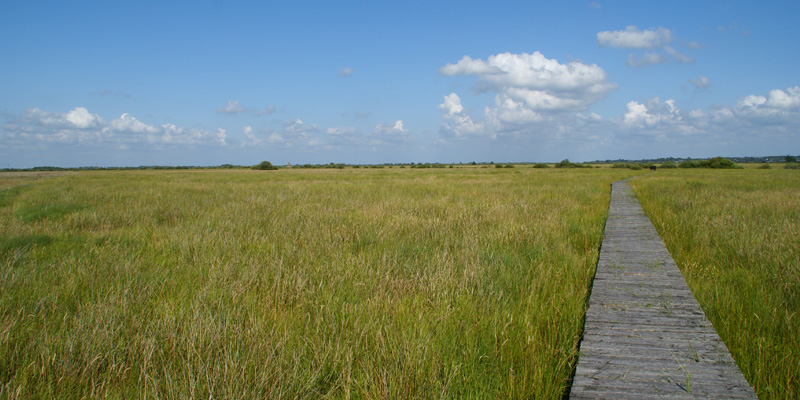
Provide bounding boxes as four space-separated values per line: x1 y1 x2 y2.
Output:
580 329 723 342
569 179 756 399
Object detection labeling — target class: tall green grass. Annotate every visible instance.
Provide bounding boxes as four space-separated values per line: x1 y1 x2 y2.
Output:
631 170 800 399
1 168 637 398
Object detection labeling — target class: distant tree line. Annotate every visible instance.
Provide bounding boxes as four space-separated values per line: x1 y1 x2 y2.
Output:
589 155 799 164
6 155 798 172
0 164 250 172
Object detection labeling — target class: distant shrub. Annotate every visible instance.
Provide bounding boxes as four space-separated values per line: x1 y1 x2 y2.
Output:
786 155 797 163
706 157 739 169
758 163 772 169
555 159 590 168
785 163 800 169
532 163 550 168
612 162 652 170
679 157 739 169
252 161 278 170
555 159 571 168
659 161 678 169
679 160 702 168
605 161 677 169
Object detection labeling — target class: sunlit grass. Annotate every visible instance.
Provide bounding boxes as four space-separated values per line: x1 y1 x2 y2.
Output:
0 168 638 398
631 169 800 399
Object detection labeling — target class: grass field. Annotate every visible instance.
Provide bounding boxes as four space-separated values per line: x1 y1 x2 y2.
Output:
1 167 639 398
631 169 800 399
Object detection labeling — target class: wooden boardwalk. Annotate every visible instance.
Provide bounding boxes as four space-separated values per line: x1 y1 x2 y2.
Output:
569 180 756 399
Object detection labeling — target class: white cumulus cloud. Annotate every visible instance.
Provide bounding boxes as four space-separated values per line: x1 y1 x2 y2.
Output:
242 126 260 144
485 94 545 128
216 128 227 145
438 93 485 137
284 119 318 134
623 101 660 127
369 120 413 147
438 52 616 137
14 107 105 130
440 52 615 97
438 93 465 115
735 86 800 118
106 113 159 134
2 106 230 149
66 107 104 129
374 120 407 135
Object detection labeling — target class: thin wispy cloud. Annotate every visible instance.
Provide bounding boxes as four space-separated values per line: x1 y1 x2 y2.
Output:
90 90 132 99
216 100 245 114
253 105 277 116
688 76 710 89
598 26 694 67
597 26 672 49
626 52 668 67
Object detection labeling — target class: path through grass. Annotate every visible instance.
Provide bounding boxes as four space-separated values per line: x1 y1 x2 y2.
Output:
631 169 799 399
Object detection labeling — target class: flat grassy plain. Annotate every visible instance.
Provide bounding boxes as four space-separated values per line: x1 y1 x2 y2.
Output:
631 169 800 399
1 167 638 399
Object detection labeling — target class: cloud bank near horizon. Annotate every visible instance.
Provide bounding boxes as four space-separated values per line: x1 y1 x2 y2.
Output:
436 48 799 154
4 83 798 165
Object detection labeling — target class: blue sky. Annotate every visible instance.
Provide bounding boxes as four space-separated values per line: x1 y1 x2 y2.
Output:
2 0 799 167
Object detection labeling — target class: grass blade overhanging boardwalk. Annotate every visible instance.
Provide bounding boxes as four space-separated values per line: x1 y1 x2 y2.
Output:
570 179 756 399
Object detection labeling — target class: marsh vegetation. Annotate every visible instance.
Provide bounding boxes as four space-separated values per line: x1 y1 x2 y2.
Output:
2 166 796 398
1 167 636 398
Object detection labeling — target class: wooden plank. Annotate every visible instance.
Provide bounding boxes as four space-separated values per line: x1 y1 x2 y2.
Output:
569 179 756 399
